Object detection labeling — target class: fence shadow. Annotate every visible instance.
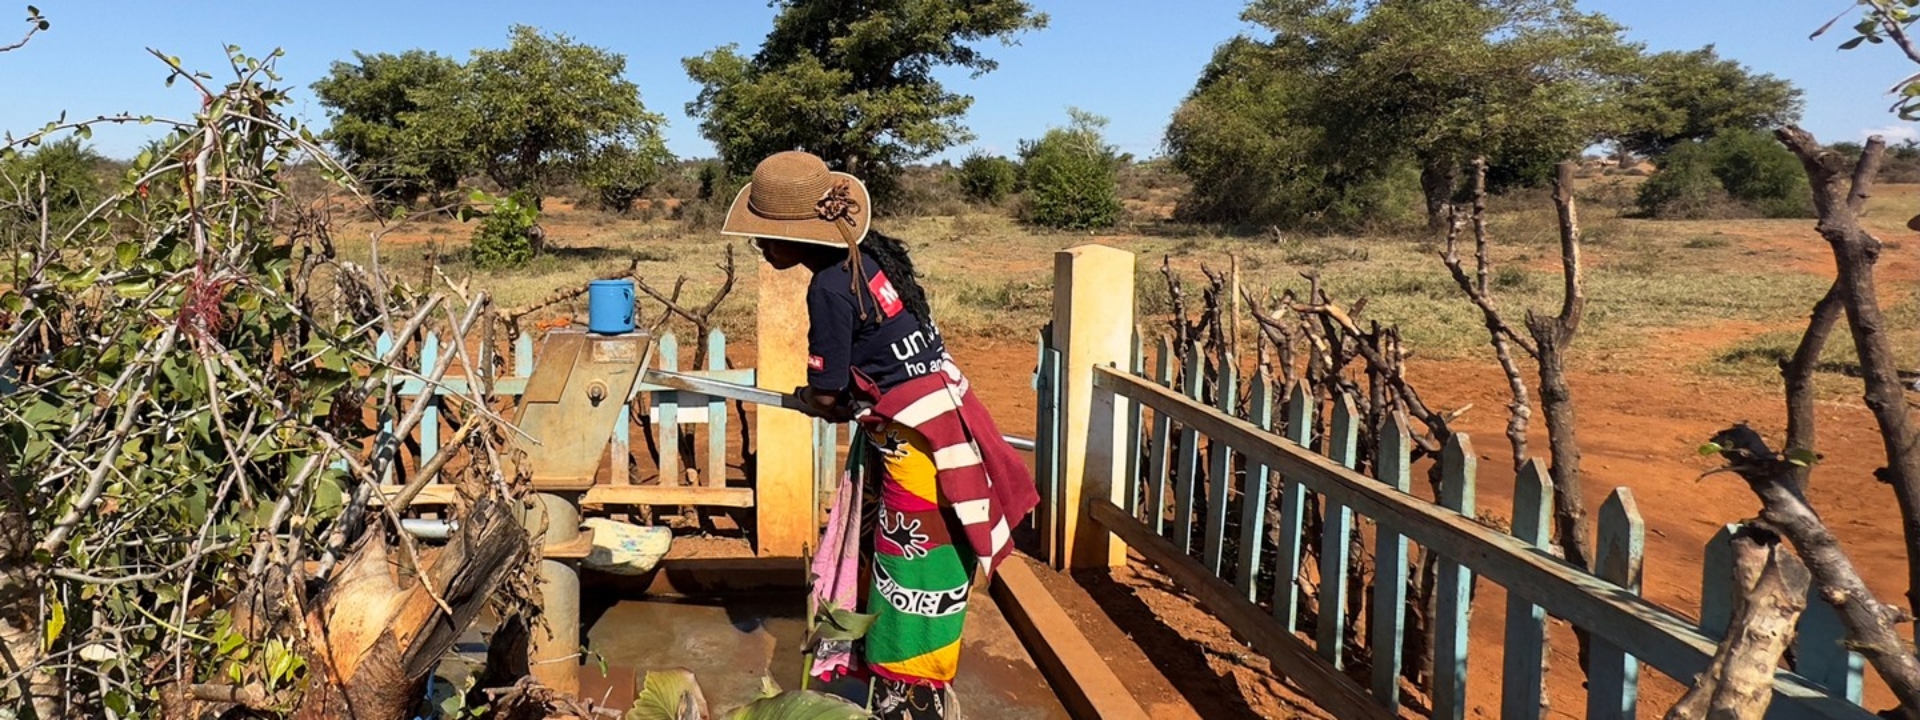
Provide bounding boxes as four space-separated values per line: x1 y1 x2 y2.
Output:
1070 567 1270 719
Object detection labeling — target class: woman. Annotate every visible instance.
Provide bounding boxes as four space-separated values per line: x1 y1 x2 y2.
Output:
720 150 1038 720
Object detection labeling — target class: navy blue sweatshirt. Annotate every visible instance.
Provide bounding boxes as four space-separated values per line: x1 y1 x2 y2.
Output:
806 249 946 394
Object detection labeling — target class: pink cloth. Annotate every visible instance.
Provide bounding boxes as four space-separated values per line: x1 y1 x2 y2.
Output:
807 458 865 681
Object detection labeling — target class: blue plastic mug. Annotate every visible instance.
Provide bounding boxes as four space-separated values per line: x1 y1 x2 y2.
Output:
587 279 636 334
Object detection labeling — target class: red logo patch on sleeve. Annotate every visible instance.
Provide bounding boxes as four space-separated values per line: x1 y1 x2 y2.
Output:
867 271 905 319
808 355 825 371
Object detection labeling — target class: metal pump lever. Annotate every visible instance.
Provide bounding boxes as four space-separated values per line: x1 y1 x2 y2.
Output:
641 368 1036 452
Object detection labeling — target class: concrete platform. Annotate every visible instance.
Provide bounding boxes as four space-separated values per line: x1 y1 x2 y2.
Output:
576 590 1070 718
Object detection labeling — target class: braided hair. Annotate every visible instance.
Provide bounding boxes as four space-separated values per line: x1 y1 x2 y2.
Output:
862 230 935 334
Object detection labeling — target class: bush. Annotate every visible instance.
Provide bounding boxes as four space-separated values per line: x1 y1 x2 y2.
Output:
584 140 671 213
1636 130 1811 219
469 191 543 268
957 151 1017 204
1019 109 1123 230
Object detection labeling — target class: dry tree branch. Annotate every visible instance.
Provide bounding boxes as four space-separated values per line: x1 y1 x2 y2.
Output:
1665 525 1811 720
1775 127 1920 616
1707 425 1920 717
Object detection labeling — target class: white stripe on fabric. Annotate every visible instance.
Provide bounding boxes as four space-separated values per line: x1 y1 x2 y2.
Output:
989 519 1010 552
952 499 991 525
933 443 983 469
890 390 958 428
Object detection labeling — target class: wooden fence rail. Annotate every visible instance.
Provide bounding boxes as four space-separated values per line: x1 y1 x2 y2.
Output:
1034 243 1873 719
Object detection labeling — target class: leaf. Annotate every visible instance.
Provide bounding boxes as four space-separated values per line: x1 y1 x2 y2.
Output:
717 690 872 720
1696 442 1724 457
1842 36 1868 50
115 241 137 266
627 668 709 720
809 608 876 642
1786 448 1820 468
43 598 64 651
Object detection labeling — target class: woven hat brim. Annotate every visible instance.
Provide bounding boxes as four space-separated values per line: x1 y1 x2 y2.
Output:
718 172 872 248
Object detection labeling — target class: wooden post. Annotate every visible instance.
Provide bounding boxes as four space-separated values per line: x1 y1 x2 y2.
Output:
1589 487 1645 719
1052 244 1136 570
755 262 813 557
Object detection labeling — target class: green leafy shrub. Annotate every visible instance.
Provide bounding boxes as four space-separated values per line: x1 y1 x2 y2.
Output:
586 138 672 213
1636 130 1811 219
1019 109 1122 230
957 151 1017 204
468 190 543 267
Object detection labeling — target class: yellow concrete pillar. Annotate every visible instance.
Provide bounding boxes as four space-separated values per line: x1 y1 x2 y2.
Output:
755 261 814 557
1050 244 1135 571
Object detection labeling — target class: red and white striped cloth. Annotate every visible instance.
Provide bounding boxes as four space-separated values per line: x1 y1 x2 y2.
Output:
854 357 1038 576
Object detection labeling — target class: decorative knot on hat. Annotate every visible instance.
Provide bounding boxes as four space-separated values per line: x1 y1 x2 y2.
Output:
816 180 862 226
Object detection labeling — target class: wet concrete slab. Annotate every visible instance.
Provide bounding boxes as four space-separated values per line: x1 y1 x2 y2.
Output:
580 590 1070 718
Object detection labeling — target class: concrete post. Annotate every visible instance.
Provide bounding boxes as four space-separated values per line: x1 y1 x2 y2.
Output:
1050 244 1135 571
525 492 581 696
755 261 814 557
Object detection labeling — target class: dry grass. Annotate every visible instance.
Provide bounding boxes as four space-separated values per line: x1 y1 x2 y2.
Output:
322 181 1916 386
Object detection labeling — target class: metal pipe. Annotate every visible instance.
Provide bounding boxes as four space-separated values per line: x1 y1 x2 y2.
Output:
399 518 456 540
1002 434 1036 452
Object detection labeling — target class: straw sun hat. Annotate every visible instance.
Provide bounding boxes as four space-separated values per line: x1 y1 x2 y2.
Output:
719 150 872 249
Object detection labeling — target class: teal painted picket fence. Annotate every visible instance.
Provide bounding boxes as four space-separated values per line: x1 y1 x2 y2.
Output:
1033 331 1875 719
370 327 773 494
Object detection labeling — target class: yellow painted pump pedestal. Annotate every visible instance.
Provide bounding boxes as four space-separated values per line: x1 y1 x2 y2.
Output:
508 327 652 695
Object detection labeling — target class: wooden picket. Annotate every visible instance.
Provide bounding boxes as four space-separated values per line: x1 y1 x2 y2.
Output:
1050 333 1875 720
376 327 767 507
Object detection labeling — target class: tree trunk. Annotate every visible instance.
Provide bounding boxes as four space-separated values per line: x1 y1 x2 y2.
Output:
0 509 58 718
1709 424 1920 718
292 494 531 719
1664 525 1810 720
1775 127 1920 623
1420 156 1458 231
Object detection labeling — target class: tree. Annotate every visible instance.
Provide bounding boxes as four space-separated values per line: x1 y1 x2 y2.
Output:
310 50 467 207
583 132 674 213
957 150 1017 204
1613 46 1803 159
683 0 1046 201
1167 0 1637 230
1019 109 1122 230
405 25 669 207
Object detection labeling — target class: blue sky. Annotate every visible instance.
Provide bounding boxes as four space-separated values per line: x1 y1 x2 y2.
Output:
0 1 1913 163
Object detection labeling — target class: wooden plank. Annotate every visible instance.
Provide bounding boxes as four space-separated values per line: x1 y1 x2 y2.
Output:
1034 332 1059 543
375 332 397 484
1092 367 1870 719
656 332 681 485
1318 394 1358 670
1273 383 1313 632
990 558 1154 720
583 485 755 508
1588 488 1645 720
1124 328 1145 516
1370 415 1412 709
515 332 534 379
1434 434 1476 720
1146 335 1174 534
1797 581 1866 703
1234 371 1274 602
1089 501 1393 720
419 333 441 470
1699 524 1738 638
1203 357 1238 575
707 330 727 487
754 261 815 557
372 484 755 508
1172 342 1203 555
1501 459 1553 720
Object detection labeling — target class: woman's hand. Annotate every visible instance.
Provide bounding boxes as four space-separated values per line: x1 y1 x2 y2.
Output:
795 386 857 423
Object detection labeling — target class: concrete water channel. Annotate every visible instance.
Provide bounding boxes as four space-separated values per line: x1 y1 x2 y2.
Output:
432 553 1071 718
